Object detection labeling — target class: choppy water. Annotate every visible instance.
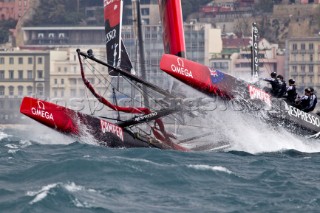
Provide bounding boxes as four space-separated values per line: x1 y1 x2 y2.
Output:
0 126 320 213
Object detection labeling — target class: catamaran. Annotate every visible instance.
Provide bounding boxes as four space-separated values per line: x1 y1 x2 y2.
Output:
20 0 320 151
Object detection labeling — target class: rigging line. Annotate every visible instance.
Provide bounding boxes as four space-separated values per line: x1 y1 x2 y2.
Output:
82 54 178 116
78 50 176 99
121 75 186 124
83 57 144 107
81 52 185 129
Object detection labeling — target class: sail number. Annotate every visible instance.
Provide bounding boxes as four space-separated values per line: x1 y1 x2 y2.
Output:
105 29 117 44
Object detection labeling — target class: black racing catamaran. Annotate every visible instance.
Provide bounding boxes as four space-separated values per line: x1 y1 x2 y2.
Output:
20 0 190 151
20 0 320 151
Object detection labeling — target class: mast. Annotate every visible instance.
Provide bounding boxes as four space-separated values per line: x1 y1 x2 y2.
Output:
251 22 259 80
132 0 149 108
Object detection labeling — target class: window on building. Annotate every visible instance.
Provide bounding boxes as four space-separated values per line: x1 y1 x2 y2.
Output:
70 89 76 97
27 70 32 79
37 70 43 79
54 89 58 97
0 100 4 109
18 86 23 96
36 84 44 96
293 65 297 73
18 70 23 79
58 67 61 72
18 57 23 64
309 43 314 50
9 86 14 96
9 70 14 79
37 57 43 64
292 43 297 50
28 57 32 64
301 43 305 50
0 86 4 96
38 33 44 38
0 70 4 79
0 57 4 64
54 79 57 84
61 79 64 84
9 57 14 64
141 8 149 15
310 76 313 84
61 90 64 97
27 86 33 96
293 54 297 61
301 76 305 84
64 67 67 72
69 78 76 85
301 54 305 62
310 54 313 62
301 65 306 73
309 65 314 72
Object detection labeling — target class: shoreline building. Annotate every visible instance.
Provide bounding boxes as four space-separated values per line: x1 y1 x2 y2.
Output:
286 37 320 93
0 49 50 123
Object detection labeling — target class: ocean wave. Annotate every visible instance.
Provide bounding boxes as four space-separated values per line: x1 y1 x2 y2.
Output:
26 182 108 209
0 131 11 141
187 164 233 174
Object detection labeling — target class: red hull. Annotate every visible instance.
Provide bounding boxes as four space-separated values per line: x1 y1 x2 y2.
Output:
160 54 320 134
20 97 189 151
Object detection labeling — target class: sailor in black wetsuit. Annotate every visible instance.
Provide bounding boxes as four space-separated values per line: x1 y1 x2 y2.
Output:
304 87 317 112
277 75 286 97
285 79 297 105
296 88 312 112
262 72 280 96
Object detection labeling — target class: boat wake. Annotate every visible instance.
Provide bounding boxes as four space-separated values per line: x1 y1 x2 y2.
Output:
202 108 320 154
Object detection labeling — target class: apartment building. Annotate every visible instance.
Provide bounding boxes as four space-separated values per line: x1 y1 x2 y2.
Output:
286 37 320 93
210 37 283 81
0 0 31 20
0 49 50 123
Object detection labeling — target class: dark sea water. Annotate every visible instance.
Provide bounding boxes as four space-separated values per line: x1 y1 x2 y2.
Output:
0 126 320 213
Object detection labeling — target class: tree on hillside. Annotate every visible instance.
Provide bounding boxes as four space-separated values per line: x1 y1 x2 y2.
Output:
254 0 274 13
182 0 212 20
25 0 81 26
0 19 17 44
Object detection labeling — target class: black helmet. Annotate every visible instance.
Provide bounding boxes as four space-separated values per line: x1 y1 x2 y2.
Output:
270 72 277 78
277 74 284 80
305 88 311 93
309 87 314 93
288 79 295 84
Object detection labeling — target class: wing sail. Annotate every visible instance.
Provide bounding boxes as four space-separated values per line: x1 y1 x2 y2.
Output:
104 0 134 74
158 0 186 58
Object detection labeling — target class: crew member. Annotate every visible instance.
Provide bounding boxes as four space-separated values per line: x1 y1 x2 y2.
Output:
296 88 311 112
285 79 297 105
304 87 317 112
262 72 279 96
277 74 286 97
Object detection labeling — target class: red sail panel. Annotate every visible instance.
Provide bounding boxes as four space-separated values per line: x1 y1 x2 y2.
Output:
159 0 186 58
